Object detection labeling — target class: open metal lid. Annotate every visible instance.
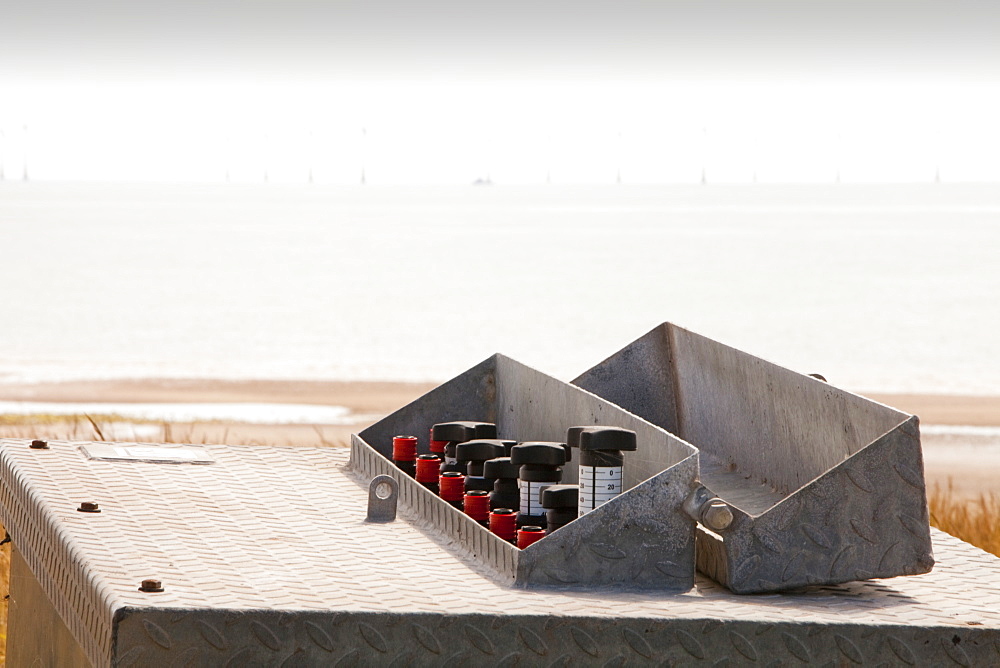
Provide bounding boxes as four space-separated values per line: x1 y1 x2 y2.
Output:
573 322 934 593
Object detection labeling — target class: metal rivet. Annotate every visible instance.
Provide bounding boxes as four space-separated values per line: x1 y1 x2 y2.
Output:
139 579 163 592
77 501 101 513
30 439 49 449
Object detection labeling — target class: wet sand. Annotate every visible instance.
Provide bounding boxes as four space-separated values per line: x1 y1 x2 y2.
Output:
1 380 997 499
0 378 439 414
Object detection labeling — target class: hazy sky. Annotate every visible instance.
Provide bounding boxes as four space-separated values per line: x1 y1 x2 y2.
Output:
5 1 1000 82
2 1 1000 183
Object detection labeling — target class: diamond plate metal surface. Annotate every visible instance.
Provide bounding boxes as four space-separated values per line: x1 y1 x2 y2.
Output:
699 416 935 593
573 322 935 593
2 439 999 667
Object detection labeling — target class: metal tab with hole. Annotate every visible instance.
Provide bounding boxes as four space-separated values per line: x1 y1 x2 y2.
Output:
366 475 398 522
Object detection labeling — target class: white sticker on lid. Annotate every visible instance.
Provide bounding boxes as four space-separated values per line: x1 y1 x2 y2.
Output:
81 443 215 464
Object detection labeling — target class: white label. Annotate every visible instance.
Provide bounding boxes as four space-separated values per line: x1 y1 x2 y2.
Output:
519 480 554 516
80 442 214 463
114 446 200 460
444 456 457 465
578 465 622 515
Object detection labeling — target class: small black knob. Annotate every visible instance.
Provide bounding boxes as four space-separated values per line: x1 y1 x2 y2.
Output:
574 426 637 452
510 442 566 467
540 484 580 509
482 457 519 481
464 476 494 492
431 421 497 442
456 440 506 475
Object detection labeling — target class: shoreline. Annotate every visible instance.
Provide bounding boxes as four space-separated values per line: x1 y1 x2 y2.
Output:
0 378 440 415
1 379 1000 426
1 379 998 499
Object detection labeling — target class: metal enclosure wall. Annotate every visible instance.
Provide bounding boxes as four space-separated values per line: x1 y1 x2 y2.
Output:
573 322 934 593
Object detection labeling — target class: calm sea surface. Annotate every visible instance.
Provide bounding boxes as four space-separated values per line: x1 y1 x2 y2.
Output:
1 181 998 395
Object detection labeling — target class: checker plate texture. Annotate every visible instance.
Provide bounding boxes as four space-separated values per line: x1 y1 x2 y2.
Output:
1 439 999 667
573 322 935 593
697 417 935 593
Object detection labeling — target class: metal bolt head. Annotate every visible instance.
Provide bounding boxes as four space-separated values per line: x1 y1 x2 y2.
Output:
139 579 163 593
702 500 734 531
30 439 49 449
77 501 101 513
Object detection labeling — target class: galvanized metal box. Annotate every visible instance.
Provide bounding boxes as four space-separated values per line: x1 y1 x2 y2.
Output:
352 353 700 591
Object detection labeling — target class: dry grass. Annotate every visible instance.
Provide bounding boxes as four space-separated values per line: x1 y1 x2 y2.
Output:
928 482 1000 558
0 534 8 663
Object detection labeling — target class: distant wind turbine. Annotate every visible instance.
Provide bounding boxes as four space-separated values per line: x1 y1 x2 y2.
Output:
307 130 315 184
263 132 269 183
22 125 28 181
700 127 707 185
835 131 842 184
616 131 623 185
224 134 231 182
361 127 367 185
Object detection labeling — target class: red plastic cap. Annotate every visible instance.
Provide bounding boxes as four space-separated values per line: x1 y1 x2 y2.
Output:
489 509 517 542
429 427 448 453
415 455 441 483
517 526 546 549
439 472 465 502
464 491 490 522
392 435 418 461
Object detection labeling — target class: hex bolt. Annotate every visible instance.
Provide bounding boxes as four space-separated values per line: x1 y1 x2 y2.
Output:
30 439 49 449
683 485 734 532
702 500 734 531
77 501 101 513
139 579 164 593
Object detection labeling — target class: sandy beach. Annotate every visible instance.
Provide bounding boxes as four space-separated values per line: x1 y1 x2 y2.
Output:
0 379 997 499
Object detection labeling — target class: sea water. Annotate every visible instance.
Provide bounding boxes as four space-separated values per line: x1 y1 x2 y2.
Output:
2 181 998 396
